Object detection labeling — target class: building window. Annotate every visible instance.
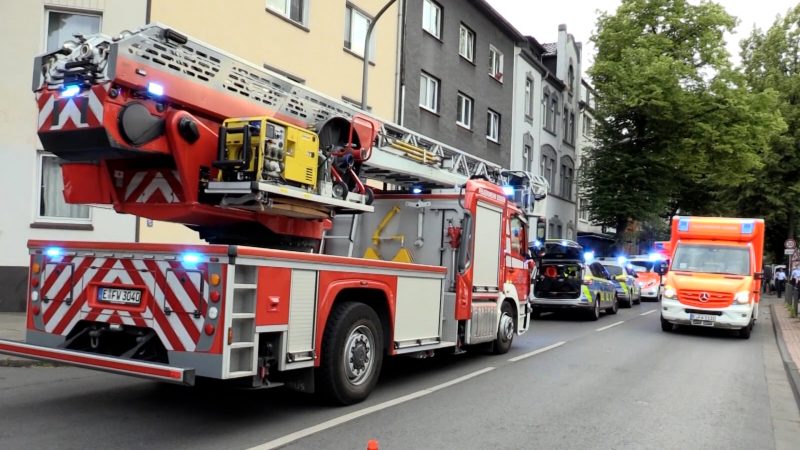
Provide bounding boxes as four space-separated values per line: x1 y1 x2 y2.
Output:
523 143 533 173
456 92 473 129
569 112 576 144
579 197 590 221
46 10 101 53
344 4 375 58
266 0 307 25
562 107 569 141
458 24 475 62
542 90 550 130
560 156 574 200
422 0 441 39
419 72 439 113
568 64 575 92
548 96 558 132
525 78 534 120
489 46 504 82
583 115 593 137
541 146 557 194
38 153 90 222
486 109 500 143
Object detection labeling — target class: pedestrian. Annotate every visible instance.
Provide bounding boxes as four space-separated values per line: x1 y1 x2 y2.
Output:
763 264 773 293
791 265 800 286
776 268 787 297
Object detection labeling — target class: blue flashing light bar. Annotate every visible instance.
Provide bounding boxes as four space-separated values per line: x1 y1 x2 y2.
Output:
411 187 423 194
147 82 165 97
678 218 690 232
584 251 595 262
180 252 202 267
648 252 662 261
61 85 80 98
45 247 63 257
617 256 627 264
502 185 515 197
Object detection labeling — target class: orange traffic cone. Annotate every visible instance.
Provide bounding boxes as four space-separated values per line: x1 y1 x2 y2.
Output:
366 439 379 450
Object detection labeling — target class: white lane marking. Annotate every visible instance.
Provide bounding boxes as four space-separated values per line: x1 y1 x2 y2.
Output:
596 320 625 332
508 341 566 362
640 309 658 316
249 367 496 450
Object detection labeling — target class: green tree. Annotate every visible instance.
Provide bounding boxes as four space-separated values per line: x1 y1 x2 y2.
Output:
739 5 800 262
584 0 784 243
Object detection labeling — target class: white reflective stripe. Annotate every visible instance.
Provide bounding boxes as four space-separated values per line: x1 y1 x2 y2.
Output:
505 257 525 269
87 89 103 122
120 315 136 326
38 96 54 127
158 261 201 320
125 172 147 200
50 100 89 130
137 173 178 203
165 308 195 350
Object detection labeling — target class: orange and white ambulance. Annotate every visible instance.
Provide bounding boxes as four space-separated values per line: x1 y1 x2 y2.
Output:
660 217 764 338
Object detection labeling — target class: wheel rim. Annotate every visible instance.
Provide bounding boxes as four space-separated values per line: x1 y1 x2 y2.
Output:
343 325 375 386
500 312 514 340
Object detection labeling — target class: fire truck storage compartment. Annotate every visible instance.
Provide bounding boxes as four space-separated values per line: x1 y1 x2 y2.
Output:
393 277 444 348
286 270 317 362
472 202 502 289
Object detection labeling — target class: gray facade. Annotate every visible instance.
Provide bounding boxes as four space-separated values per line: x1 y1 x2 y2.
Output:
398 0 522 166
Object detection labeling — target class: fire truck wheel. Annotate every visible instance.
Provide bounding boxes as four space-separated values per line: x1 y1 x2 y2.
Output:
492 301 515 354
364 187 375 205
332 181 349 200
318 302 384 405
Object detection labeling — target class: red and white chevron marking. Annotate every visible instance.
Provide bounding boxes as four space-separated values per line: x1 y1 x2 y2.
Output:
36 85 108 131
38 256 207 352
123 170 184 204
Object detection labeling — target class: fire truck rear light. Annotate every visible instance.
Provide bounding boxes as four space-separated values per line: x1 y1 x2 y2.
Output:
210 291 220 302
31 278 39 287
208 306 219 320
204 323 215 335
32 305 41 315
31 291 39 302
32 263 41 274
209 274 220 286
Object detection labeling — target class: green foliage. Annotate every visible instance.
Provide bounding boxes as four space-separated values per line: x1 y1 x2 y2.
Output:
740 5 800 261
584 0 785 241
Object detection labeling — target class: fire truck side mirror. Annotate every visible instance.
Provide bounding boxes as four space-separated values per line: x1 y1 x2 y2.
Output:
457 212 473 273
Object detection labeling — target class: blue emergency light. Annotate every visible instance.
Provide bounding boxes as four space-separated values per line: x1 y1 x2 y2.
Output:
61 85 80 97
147 82 165 97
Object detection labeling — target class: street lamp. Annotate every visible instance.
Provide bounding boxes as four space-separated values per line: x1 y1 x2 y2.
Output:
360 0 398 110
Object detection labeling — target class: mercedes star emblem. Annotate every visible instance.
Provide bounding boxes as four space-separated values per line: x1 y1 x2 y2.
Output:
699 292 710 302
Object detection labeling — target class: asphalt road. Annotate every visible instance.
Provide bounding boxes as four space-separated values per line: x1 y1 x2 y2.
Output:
1 299 798 450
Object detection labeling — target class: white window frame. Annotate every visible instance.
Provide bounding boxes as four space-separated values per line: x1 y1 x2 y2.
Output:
458 24 475 62
266 0 309 26
422 0 442 39
36 152 92 224
419 72 439 113
489 45 504 82
486 109 500 143
524 77 534 119
44 9 102 53
344 3 375 59
456 92 473 129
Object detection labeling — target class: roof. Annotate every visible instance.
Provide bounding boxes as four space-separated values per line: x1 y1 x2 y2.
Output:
470 0 525 42
542 42 558 56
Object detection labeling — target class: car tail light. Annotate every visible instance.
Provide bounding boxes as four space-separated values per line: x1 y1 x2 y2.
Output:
544 266 557 278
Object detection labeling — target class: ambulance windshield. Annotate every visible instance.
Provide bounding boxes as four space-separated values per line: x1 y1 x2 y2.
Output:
671 244 751 276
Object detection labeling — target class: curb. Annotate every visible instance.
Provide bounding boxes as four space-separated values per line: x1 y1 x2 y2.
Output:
770 304 800 408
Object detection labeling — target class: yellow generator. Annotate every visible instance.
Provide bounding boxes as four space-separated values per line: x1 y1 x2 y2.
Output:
214 116 319 188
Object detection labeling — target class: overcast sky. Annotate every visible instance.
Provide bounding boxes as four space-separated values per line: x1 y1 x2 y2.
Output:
486 0 799 70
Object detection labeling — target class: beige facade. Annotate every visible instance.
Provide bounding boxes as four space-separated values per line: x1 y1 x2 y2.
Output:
0 0 146 310
141 0 401 244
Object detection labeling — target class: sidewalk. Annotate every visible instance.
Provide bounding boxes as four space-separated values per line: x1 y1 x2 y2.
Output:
0 313 36 367
770 293 800 405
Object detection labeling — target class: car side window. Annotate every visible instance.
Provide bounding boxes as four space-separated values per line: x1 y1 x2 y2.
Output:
590 263 607 278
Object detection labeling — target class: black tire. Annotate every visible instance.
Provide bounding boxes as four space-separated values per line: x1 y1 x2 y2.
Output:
364 187 375 205
738 320 753 339
621 295 632 308
317 302 384 405
332 181 349 199
588 296 601 321
607 296 618 315
660 315 673 332
492 302 515 354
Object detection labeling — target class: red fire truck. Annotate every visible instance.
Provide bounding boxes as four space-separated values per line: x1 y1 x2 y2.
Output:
0 25 547 404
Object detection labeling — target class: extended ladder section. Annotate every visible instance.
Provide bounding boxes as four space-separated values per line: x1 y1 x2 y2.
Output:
34 23 547 222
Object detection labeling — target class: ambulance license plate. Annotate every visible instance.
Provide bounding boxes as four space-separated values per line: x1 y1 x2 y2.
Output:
689 313 716 322
98 288 142 305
